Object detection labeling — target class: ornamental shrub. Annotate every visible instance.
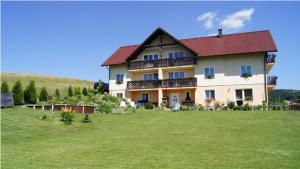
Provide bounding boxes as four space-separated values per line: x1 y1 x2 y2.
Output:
24 80 37 104
60 108 74 125
39 87 48 102
97 102 113 114
180 105 189 111
12 81 24 105
55 88 61 99
68 86 73 97
144 102 154 109
74 86 81 96
81 114 92 123
227 101 235 110
1 81 9 93
82 87 88 96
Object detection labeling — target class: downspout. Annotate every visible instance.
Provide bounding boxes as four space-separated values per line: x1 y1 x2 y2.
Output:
264 53 268 104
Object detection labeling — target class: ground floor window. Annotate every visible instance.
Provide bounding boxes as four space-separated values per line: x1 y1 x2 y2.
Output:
141 93 148 102
116 93 123 98
235 89 253 106
205 90 215 100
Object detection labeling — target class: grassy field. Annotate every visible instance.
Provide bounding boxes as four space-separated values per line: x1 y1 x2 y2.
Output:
1 72 94 95
2 107 300 169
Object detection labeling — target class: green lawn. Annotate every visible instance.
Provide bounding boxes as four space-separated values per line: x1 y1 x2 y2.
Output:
2 107 300 169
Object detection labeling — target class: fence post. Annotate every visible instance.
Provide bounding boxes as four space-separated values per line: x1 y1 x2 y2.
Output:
42 105 44 111
52 104 54 112
82 105 85 114
33 105 35 110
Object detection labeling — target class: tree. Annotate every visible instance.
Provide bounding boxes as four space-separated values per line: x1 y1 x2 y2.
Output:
68 86 73 97
1 81 9 93
12 81 24 105
82 86 88 96
94 80 105 94
24 80 37 104
74 86 81 96
55 88 61 99
39 87 48 101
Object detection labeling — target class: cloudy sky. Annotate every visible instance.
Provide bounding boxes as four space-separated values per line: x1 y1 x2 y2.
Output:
2 2 300 89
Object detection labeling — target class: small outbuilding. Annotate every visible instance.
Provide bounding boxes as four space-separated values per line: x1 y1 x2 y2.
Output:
1 92 14 108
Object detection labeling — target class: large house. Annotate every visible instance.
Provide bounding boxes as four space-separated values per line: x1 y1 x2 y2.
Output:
101 27 277 107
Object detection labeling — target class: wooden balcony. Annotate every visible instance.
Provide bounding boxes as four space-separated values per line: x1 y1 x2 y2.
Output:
127 78 197 90
128 57 196 70
266 53 276 72
161 78 197 88
267 76 278 92
127 80 161 90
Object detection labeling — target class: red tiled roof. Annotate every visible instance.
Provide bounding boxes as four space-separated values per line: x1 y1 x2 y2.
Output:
101 30 277 66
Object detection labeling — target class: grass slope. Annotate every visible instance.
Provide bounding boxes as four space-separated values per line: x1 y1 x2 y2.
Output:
2 107 300 169
1 72 94 95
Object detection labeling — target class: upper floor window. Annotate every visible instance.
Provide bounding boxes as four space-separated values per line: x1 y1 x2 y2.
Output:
204 67 215 79
169 72 184 79
144 53 159 61
241 65 252 77
205 90 215 100
168 51 184 59
116 74 124 84
144 73 158 80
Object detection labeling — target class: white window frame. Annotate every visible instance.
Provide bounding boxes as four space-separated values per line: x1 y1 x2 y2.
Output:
144 53 159 61
240 65 252 76
204 90 215 100
168 51 185 59
235 89 253 101
204 66 215 79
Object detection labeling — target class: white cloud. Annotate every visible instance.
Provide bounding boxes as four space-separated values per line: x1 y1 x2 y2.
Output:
220 8 255 30
197 12 217 29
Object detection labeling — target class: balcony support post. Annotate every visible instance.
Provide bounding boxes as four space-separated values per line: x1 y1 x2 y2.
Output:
158 68 163 80
158 88 163 107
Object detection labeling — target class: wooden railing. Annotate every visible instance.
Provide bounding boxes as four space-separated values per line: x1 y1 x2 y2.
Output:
128 57 196 70
127 78 197 89
266 54 276 63
162 78 197 88
127 80 162 89
267 76 278 85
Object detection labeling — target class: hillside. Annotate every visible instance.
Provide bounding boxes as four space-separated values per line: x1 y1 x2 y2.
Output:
1 72 94 95
269 89 300 102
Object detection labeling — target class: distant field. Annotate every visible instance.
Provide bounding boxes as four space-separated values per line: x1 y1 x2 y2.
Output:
1 72 94 95
2 107 300 169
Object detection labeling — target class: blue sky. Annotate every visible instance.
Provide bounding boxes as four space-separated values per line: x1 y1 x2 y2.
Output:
2 1 300 89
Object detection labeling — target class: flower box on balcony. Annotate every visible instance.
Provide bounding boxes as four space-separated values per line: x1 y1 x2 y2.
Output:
241 73 252 78
116 80 123 84
206 75 215 79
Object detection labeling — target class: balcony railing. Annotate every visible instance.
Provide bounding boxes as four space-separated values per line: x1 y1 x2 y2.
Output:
128 57 196 70
266 53 276 63
127 78 197 89
161 78 197 88
127 80 161 89
267 76 278 85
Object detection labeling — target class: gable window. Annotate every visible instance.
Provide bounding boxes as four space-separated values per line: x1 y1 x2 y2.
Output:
144 53 159 61
204 67 215 79
241 65 252 77
116 74 124 84
141 93 148 102
144 73 158 80
116 93 123 98
168 72 184 79
205 90 215 100
168 51 184 59
235 89 253 105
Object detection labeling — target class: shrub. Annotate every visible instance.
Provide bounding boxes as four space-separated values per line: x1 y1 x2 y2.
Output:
12 81 24 105
1 81 9 93
227 101 235 110
24 80 37 104
180 105 189 111
97 102 113 114
233 106 241 111
214 101 221 109
242 103 252 111
81 114 92 123
55 88 61 99
102 94 119 103
39 87 48 102
124 107 136 113
144 102 154 109
74 86 81 96
82 87 88 96
60 108 74 125
94 80 105 94
68 86 73 97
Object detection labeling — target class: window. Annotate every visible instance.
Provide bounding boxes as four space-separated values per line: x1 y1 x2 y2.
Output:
144 53 159 61
235 89 253 105
168 51 185 59
116 93 123 98
241 65 252 77
116 74 124 84
144 73 158 80
244 89 253 100
204 67 215 79
205 90 215 100
141 93 148 101
185 91 191 101
169 72 184 79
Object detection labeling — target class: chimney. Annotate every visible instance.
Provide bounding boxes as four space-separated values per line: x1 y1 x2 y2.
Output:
218 29 222 38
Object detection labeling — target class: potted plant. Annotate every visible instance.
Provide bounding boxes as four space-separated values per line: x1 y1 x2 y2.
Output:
206 74 215 79
241 73 252 78
116 80 123 84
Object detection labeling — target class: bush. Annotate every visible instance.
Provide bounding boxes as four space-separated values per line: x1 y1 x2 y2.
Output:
82 87 88 96
233 106 241 111
55 88 61 99
242 103 252 111
227 101 235 110
39 87 48 102
214 101 221 109
102 94 119 103
81 114 92 123
68 86 73 97
74 86 81 96
124 107 136 114
144 102 154 109
60 108 74 125
12 81 24 105
1 81 9 93
24 80 37 104
40 111 53 120
97 102 113 114
180 105 189 111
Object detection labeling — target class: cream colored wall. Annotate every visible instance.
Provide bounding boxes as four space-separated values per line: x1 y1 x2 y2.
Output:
162 68 194 79
131 70 159 81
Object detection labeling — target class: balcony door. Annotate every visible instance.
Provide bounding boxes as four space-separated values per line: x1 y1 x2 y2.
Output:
170 93 179 107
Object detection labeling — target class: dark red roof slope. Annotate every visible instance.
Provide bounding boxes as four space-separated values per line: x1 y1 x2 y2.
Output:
101 30 277 66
